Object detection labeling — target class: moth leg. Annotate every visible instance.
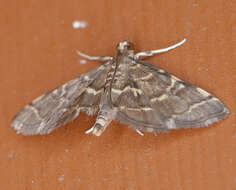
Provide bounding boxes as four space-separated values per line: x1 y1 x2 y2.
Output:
85 100 116 136
134 38 186 59
85 126 96 134
136 129 144 136
85 109 113 136
76 50 113 61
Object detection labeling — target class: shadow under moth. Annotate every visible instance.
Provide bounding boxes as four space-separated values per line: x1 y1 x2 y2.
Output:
11 39 229 136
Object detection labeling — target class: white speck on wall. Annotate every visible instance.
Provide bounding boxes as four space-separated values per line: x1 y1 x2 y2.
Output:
208 132 216 136
8 151 15 159
74 177 81 182
58 175 65 182
201 26 207 31
80 59 87 64
73 21 88 29
64 148 69 153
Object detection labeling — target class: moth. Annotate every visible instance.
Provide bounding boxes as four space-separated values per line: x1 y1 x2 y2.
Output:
11 39 229 136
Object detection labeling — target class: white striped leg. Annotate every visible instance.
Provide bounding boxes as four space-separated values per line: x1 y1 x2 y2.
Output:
85 107 114 136
85 116 111 136
76 50 113 61
134 38 186 60
136 129 144 136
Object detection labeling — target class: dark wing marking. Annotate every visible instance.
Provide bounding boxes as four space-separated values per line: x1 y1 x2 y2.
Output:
11 63 111 135
111 60 229 133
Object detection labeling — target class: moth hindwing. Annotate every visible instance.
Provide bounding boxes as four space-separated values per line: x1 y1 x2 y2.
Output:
11 39 229 136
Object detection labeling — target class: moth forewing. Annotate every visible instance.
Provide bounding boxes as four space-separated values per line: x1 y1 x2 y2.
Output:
11 63 112 135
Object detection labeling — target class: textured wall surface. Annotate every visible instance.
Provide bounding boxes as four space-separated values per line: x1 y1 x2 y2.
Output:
0 0 235 189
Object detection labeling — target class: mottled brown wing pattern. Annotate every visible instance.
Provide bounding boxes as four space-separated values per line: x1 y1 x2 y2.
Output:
11 63 111 135
11 39 229 137
112 60 229 133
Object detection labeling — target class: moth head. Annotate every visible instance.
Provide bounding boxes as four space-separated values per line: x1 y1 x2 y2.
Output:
116 39 134 55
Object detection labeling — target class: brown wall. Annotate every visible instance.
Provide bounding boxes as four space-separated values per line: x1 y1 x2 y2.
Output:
0 0 235 189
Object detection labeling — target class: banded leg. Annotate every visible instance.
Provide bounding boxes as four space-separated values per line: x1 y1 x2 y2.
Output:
136 129 144 136
77 50 113 61
85 92 117 136
85 106 116 136
134 38 186 60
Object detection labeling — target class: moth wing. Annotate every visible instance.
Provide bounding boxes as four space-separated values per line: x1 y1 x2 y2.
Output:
112 60 229 133
11 63 111 135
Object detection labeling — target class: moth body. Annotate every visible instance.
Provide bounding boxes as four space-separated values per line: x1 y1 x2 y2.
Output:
11 39 229 136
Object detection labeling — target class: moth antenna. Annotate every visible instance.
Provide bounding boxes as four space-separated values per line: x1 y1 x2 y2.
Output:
134 38 187 59
76 50 113 61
